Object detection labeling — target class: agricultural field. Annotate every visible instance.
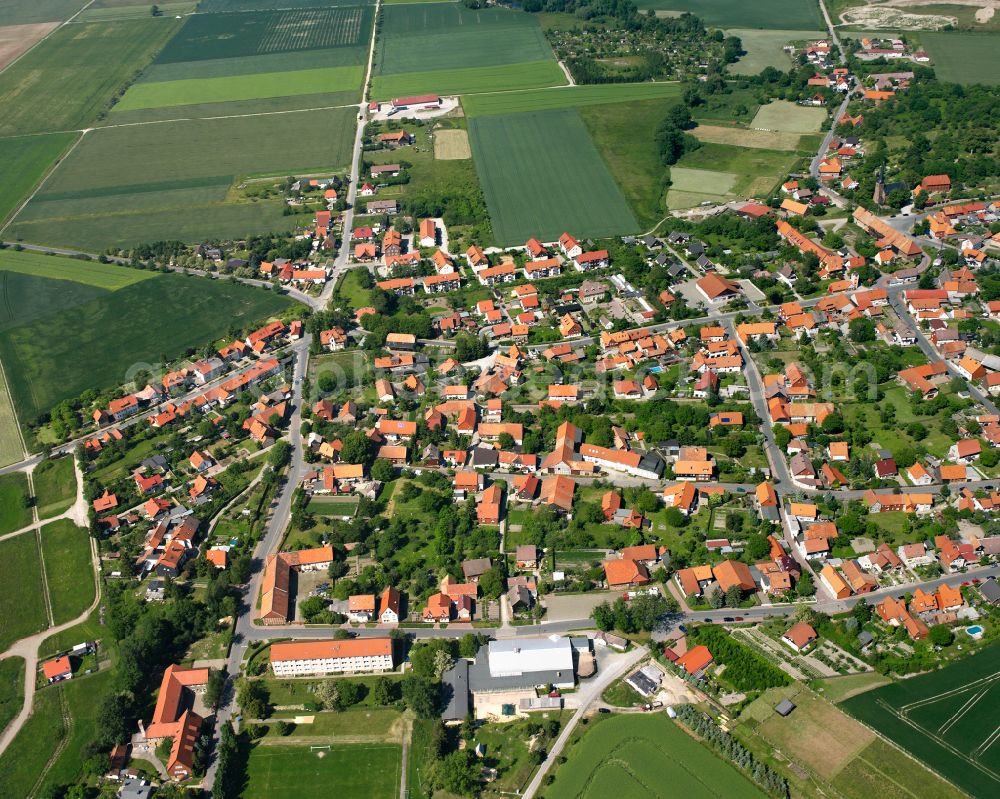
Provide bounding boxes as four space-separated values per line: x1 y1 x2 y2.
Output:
76 2 197 22
198 0 374 12
39 520 94 625
0 0 87 25
0 133 78 228
0 473 32 534
468 108 639 245
156 7 374 63
737 684 966 799
372 2 565 98
462 81 680 116
434 128 471 160
0 532 47 652
9 108 356 250
0 18 181 136
545 714 765 799
919 31 1000 84
727 28 826 75
32 456 77 520
635 0 824 29
0 20 59 72
243 743 401 799
841 644 1000 799
372 60 565 101
0 252 294 423
113 64 364 111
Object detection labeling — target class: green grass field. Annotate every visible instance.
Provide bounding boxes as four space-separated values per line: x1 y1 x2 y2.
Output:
198 0 374 9
0 367 24 468
114 65 364 110
842 644 1000 799
0 134 77 227
32 457 76 520
39 520 93 625
0 657 25 740
0 18 181 136
0 533 47 652
0 264 293 422
0 250 155 290
920 32 1000 85
636 0 823 29
462 81 680 116
141 47 369 83
10 108 356 249
76 1 196 21
751 100 828 133
244 743 401 799
156 6 373 63
666 141 798 207
728 28 825 75
546 714 765 798
377 3 552 75
469 108 638 244
0 668 114 799
580 98 675 228
372 60 565 100
0 473 32 535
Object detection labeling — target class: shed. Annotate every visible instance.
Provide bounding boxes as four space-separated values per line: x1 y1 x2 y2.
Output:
775 699 796 717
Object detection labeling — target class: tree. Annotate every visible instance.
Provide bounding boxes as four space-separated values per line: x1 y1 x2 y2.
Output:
437 750 479 795
402 676 438 718
315 680 340 710
205 669 226 709
371 458 395 482
372 676 395 706
237 679 269 719
745 533 770 561
592 601 614 631
796 571 815 597
929 625 954 646
724 585 743 608
275 720 294 736
708 587 725 609
849 317 876 343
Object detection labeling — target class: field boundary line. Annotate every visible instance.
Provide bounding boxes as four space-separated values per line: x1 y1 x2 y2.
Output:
937 686 988 735
0 130 86 235
975 724 1000 757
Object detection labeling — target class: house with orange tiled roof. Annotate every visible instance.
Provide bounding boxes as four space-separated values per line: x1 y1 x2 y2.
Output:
603 557 650 588
142 664 209 780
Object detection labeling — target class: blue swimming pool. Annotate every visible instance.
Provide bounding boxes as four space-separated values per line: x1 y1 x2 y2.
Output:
966 625 984 637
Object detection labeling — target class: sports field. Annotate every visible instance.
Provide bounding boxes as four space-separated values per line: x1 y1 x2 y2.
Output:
373 3 564 97
0 532 47 653
10 108 356 249
39 520 93 625
244 743 401 799
752 100 828 133
842 644 1000 798
114 65 364 111
728 28 825 75
546 714 764 799
32 456 76 520
920 32 1000 85
0 254 294 421
462 81 681 116
0 18 181 136
636 0 823 29
468 108 639 245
